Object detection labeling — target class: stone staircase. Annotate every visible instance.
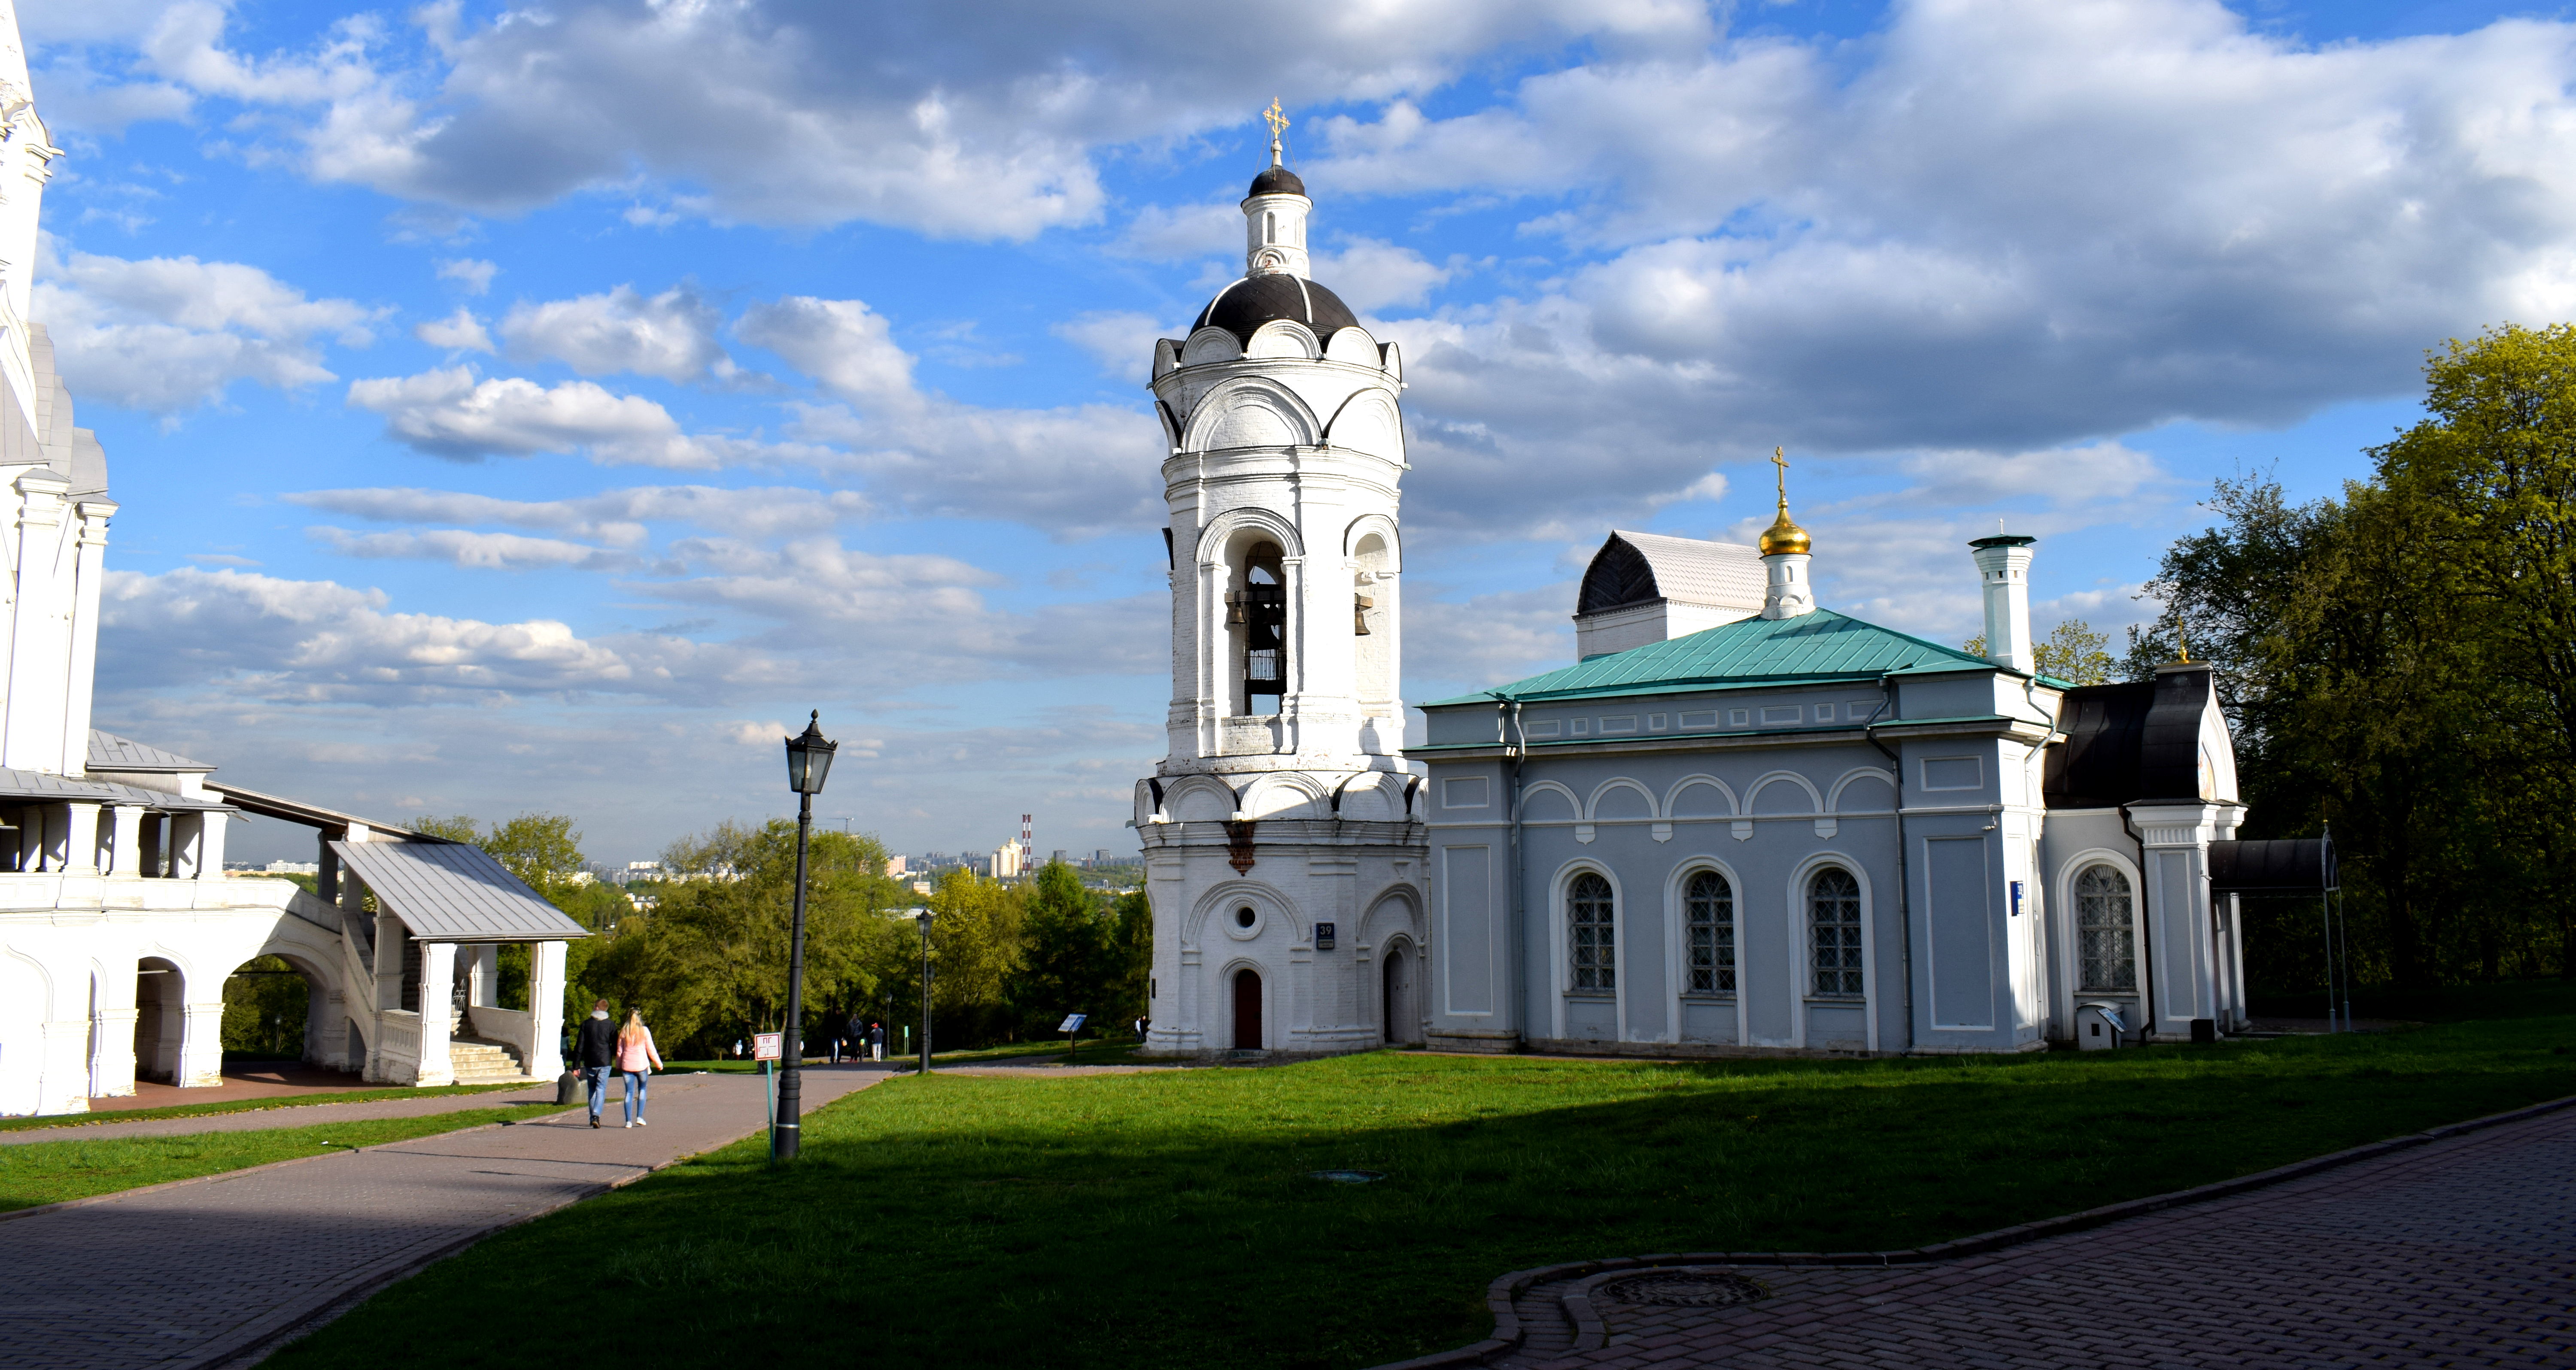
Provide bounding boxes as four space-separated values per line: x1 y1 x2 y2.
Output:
447 1036 532 1085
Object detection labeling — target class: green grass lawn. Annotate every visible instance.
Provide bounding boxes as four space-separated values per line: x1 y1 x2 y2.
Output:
0 1106 549 1212
267 1011 2576 1370
0 1081 538 1134
666 1037 1131 1073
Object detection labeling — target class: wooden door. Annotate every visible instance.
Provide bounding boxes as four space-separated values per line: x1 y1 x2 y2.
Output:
1233 968 1263 1049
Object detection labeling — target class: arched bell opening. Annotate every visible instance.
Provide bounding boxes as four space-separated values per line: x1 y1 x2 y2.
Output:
1352 531 1392 716
1228 540 1289 716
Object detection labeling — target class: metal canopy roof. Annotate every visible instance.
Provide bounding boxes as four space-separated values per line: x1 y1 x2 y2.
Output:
1425 609 2018 706
329 839 590 943
0 766 233 811
88 731 214 773
2209 837 2337 895
212 782 429 838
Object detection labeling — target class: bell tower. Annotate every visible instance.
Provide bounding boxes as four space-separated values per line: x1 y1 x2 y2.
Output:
1132 109 1429 1058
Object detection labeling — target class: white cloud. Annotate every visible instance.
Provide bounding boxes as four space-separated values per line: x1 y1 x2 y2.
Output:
499 284 735 383
309 527 638 572
284 484 873 544
1051 311 1166 384
436 258 498 294
1311 237 1453 312
35 244 377 413
413 306 493 353
343 366 817 468
1118 201 1241 261
735 297 917 410
83 0 1710 235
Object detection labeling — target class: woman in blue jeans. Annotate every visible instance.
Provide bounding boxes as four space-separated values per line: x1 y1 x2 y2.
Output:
614 1009 664 1128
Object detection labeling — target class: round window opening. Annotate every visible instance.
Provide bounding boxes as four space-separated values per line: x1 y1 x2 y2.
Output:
1235 906 1257 929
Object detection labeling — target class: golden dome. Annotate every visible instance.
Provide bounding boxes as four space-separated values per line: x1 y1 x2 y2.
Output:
1759 502 1810 556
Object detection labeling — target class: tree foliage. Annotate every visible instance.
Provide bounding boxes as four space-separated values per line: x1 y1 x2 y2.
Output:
2139 324 2576 990
1961 618 2116 686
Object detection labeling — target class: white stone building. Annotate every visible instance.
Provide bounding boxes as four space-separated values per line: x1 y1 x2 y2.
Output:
1133 134 1429 1057
0 11 584 1116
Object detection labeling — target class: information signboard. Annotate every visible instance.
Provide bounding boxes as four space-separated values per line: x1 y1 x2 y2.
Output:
753 1032 782 1061
1057 1013 1087 1033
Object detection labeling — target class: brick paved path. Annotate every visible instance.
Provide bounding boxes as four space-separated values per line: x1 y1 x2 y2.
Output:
0 1063 891 1370
1449 1103 2576 1370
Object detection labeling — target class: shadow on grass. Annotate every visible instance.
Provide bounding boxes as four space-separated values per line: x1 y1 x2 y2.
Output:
268 1015 2576 1370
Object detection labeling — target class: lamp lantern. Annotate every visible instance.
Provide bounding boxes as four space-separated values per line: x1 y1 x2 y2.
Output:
784 711 838 794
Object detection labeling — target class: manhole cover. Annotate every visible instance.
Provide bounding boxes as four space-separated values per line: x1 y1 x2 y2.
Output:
1308 1169 1386 1184
1598 1271 1768 1307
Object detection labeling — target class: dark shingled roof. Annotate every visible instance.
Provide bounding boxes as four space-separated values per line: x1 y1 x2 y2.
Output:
1249 165 1306 198
2042 662 2218 808
1192 273 1360 346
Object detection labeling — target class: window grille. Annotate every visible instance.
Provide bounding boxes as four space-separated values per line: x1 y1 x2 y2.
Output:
2076 864 2137 991
1568 872 1614 991
1685 870 1735 994
1809 867 1864 997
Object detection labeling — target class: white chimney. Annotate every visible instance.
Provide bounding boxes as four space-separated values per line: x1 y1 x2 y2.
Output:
1970 534 2036 672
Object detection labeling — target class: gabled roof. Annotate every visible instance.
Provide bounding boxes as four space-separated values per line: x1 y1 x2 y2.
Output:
330 839 589 943
88 731 212 773
1426 608 2002 706
1577 530 1765 617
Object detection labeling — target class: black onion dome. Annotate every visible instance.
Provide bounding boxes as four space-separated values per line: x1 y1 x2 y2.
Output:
1248 165 1306 198
1192 273 1360 346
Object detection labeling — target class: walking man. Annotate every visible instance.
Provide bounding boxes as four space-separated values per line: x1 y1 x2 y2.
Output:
870 1020 885 1062
577 999 618 1129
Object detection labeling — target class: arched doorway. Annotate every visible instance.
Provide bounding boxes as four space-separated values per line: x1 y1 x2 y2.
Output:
223 955 315 1064
1232 968 1263 1049
1382 942 1420 1046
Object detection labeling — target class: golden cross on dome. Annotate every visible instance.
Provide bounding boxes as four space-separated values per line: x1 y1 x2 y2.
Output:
1264 98 1290 164
1771 446 1789 505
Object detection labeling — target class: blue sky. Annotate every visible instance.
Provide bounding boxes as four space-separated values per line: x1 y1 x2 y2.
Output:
21 0 2574 864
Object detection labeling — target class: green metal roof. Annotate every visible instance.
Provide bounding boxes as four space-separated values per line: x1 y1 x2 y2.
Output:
1424 609 2004 706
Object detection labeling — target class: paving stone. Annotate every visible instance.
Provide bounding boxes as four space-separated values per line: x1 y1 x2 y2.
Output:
0 1064 892 1370
1507 1107 2576 1369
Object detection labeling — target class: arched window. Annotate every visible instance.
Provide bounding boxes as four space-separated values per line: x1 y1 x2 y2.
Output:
1264 211 1277 245
1685 870 1735 994
1809 867 1864 997
1568 873 1614 991
2076 865 2137 990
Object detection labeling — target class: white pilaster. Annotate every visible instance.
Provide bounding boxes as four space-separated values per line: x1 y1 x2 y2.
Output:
2131 801 2226 1040
178 997 225 1087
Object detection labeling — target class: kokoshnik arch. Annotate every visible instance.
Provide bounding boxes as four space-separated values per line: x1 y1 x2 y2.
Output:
0 2 586 1116
1135 118 2266 1059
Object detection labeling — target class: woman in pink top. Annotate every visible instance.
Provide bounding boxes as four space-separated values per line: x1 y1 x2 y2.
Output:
615 1009 663 1129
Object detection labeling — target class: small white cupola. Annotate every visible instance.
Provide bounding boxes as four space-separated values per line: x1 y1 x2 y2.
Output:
1969 532 2038 672
1242 99 1310 279
1758 446 1816 620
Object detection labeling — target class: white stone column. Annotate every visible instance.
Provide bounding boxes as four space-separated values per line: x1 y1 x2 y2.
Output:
468 943 498 1006
62 801 99 876
528 940 567 1077
168 812 206 879
56 500 115 777
415 942 456 1087
178 994 226 1088
195 811 228 879
39 1013 93 1114
108 803 143 876
3 470 70 771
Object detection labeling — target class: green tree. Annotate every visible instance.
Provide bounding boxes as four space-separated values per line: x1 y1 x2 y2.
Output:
1960 618 2116 685
1109 888 1153 1036
1008 860 1114 1036
921 867 1026 1046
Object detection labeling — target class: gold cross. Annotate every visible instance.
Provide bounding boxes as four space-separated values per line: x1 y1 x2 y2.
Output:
1771 446 1789 503
1264 99 1290 163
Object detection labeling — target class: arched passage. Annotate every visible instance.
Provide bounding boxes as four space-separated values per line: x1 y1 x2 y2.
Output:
224 955 319 1064
133 957 185 1084
1232 967 1264 1049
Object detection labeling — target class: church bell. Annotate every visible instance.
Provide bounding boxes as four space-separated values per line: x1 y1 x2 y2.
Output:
1354 594 1373 635
1226 590 1247 625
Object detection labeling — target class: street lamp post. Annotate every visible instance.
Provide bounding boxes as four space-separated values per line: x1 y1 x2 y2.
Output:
916 909 934 1073
775 711 837 1162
